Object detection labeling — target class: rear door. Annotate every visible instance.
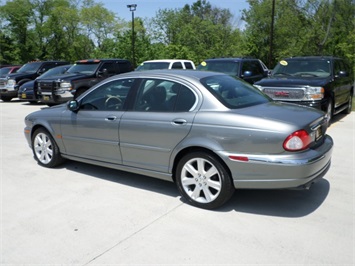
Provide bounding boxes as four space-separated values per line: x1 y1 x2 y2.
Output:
119 78 198 173
332 59 352 108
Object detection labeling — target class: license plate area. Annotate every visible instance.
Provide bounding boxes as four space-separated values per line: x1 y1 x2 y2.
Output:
315 126 322 141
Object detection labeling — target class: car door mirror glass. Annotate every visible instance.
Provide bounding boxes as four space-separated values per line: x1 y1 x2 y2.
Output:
243 70 253 77
68 100 79 111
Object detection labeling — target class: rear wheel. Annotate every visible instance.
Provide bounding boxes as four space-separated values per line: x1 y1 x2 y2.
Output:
32 128 65 168
342 92 353 114
176 151 235 209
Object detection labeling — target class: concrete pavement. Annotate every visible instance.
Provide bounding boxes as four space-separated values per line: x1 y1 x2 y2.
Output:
1 100 354 265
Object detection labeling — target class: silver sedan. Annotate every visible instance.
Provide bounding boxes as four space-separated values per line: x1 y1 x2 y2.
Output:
24 70 333 209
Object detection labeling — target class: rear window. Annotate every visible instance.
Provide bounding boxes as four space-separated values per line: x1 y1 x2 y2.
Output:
201 75 270 109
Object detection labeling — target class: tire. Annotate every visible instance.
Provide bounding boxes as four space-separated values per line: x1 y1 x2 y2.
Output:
31 128 65 168
325 98 333 127
342 92 353 114
175 151 235 209
1 96 12 102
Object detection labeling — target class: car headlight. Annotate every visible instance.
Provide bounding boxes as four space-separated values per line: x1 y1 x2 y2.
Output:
57 82 72 93
304 86 324 100
253 85 263 91
6 79 16 88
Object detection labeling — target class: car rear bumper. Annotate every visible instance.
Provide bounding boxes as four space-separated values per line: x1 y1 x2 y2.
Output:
218 135 333 189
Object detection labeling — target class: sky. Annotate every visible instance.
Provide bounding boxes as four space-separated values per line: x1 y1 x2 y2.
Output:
102 0 249 22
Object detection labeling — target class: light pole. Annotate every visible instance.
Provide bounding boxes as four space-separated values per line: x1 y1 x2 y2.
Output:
127 4 137 68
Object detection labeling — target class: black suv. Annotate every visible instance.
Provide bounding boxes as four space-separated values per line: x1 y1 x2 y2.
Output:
254 56 354 124
37 59 133 105
0 60 70 102
196 57 269 84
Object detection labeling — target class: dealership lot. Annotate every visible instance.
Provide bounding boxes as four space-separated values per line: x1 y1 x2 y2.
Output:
1 100 354 265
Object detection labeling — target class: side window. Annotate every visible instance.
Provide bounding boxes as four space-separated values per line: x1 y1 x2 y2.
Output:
250 61 263 75
174 85 196 111
171 62 183 69
242 61 262 75
118 62 132 73
100 62 116 76
80 79 135 111
133 79 196 112
41 63 56 73
334 60 342 75
184 62 194 69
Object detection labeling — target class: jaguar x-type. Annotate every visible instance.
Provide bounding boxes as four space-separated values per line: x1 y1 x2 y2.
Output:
24 70 333 209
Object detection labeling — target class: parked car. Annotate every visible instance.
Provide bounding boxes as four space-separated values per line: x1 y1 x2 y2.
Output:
0 61 70 102
254 56 354 125
136 59 196 71
0 65 21 77
18 64 72 104
37 59 133 105
196 57 269 84
24 70 333 209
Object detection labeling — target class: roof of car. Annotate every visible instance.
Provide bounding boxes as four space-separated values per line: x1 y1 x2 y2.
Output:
284 56 342 60
116 69 225 80
202 57 257 62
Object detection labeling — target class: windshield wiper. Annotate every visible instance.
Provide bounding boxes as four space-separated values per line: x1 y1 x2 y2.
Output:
273 72 292 76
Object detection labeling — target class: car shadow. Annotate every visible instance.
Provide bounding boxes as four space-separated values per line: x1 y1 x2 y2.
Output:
220 178 330 217
62 160 330 217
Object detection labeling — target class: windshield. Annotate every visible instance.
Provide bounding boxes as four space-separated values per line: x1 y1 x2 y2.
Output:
17 62 42 73
67 63 99 74
38 65 71 79
0 68 11 77
272 59 331 77
136 62 170 71
201 75 270 109
197 61 240 75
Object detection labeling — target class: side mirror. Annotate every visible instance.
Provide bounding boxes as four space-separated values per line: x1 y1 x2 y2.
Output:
38 68 46 75
243 70 253 77
335 70 348 78
98 68 108 77
67 100 80 112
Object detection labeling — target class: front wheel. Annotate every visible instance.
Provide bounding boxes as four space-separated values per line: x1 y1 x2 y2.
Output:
32 128 65 168
175 151 235 209
325 98 333 127
1 96 12 102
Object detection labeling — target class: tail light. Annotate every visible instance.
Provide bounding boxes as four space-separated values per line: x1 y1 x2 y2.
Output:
283 130 311 151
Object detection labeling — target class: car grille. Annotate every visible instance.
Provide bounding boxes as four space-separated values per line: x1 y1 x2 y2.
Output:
0 79 7 88
263 87 305 101
38 81 56 94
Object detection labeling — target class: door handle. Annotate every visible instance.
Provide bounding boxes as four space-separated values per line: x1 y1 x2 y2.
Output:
105 116 117 121
172 119 187 125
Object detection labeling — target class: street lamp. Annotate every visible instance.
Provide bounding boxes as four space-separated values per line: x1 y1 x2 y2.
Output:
127 4 137 68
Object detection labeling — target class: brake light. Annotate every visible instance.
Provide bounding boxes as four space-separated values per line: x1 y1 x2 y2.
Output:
283 130 311 151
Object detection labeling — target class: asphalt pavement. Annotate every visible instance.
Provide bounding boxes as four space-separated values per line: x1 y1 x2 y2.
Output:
1 100 354 265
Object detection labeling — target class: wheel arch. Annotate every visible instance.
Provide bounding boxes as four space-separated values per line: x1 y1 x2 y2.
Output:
171 146 232 183
30 123 63 151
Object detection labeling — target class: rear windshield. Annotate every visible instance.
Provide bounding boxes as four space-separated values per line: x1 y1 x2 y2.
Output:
272 59 331 77
201 75 270 109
